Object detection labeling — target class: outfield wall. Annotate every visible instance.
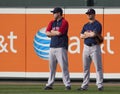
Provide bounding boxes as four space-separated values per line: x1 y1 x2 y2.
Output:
0 8 120 79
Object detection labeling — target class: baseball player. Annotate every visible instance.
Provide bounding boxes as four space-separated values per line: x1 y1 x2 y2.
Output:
44 7 71 90
78 8 104 91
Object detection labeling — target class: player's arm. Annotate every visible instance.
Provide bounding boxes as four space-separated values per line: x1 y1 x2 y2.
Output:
81 31 96 39
46 31 59 37
46 21 60 37
89 24 102 38
50 19 68 36
80 31 91 39
46 19 68 37
80 33 89 39
88 31 96 37
80 25 91 39
46 30 62 37
51 30 62 36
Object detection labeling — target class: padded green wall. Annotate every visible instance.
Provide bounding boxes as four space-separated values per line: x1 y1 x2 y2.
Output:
0 0 119 7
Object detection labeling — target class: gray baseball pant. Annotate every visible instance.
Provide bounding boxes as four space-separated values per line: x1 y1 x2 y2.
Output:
81 44 103 89
46 48 71 87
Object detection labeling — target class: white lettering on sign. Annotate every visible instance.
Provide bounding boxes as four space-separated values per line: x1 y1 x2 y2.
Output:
0 32 17 53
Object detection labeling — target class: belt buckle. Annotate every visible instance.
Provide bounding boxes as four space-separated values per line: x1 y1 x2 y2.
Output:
89 44 92 46
88 43 94 46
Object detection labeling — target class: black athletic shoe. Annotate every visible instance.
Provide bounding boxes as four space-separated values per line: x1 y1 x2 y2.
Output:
65 86 71 90
98 87 104 91
77 88 88 91
44 86 53 90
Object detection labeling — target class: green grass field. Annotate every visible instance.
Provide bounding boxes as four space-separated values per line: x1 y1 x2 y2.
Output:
0 84 120 94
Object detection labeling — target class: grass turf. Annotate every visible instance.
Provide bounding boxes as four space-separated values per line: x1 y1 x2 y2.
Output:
0 84 119 94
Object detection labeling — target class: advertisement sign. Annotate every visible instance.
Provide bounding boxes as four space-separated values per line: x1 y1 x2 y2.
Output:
0 8 120 79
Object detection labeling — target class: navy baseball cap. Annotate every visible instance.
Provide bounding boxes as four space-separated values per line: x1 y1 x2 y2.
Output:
86 8 96 15
51 7 63 14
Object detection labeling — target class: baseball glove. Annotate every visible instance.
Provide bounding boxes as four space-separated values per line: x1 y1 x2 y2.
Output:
95 34 104 44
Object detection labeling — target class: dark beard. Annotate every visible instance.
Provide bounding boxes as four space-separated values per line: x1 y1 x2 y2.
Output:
55 16 59 20
89 17 94 20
